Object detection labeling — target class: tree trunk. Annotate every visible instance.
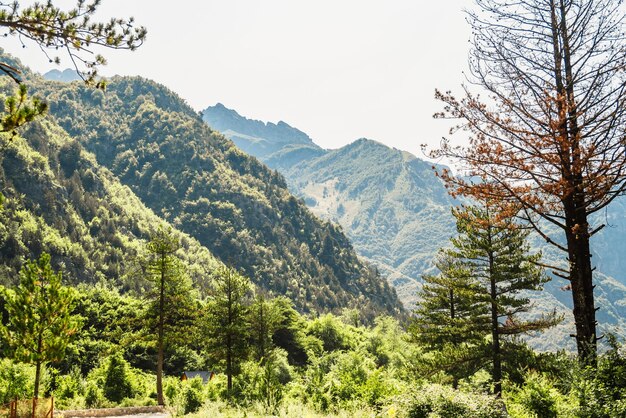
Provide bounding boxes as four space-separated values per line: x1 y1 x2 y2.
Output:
226 335 233 393
549 0 597 366
33 333 42 400
33 360 41 418
226 274 233 393
564 204 597 365
156 254 165 406
487 226 502 397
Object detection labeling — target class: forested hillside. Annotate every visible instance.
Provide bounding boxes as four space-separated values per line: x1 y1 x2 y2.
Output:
26 68 402 317
0 116 219 292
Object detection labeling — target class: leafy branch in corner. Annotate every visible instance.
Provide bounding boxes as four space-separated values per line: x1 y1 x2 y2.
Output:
0 0 146 136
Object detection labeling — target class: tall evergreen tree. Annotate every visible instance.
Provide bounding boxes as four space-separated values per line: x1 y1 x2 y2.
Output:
248 293 280 362
412 205 560 396
204 265 251 393
0 253 80 401
143 227 196 406
450 205 560 396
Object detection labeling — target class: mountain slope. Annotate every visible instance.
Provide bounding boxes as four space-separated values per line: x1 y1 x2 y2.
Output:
284 138 457 303
203 104 457 304
28 75 402 317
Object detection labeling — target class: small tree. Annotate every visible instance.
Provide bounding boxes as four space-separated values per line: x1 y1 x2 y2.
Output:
103 353 133 404
143 227 197 406
248 293 280 362
410 251 490 388
412 205 560 396
204 265 251 393
0 253 80 400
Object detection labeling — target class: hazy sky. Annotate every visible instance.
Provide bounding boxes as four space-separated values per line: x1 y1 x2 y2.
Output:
8 0 472 157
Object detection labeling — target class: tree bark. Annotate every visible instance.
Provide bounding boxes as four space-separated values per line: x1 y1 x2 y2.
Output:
555 0 598 365
33 360 41 418
226 335 232 392
564 203 597 365
487 225 502 397
156 253 165 406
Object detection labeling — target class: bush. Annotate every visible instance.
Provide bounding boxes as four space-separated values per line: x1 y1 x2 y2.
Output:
0 359 33 404
505 372 568 418
84 381 106 409
234 349 293 412
573 335 626 418
402 384 506 418
182 383 204 415
56 366 84 400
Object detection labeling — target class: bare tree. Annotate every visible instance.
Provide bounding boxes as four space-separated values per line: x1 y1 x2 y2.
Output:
428 0 626 365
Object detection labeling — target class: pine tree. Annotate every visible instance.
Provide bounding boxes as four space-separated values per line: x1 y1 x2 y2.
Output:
248 293 280 362
450 205 560 396
143 227 196 406
0 253 81 401
103 353 133 404
203 265 251 393
412 205 560 396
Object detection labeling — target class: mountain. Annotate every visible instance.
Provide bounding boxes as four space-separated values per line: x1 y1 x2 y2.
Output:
21 71 402 318
283 138 458 304
203 104 326 170
203 104 457 305
43 68 82 82
201 103 626 350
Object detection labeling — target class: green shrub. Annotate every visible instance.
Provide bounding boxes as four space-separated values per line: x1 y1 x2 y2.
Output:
164 376 182 407
403 384 506 418
182 383 204 415
506 372 564 418
56 366 84 400
84 381 106 409
0 359 33 404
573 335 626 418
103 353 133 403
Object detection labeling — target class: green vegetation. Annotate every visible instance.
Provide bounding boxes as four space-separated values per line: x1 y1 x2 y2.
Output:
411 206 561 396
0 13 623 412
143 228 198 405
203 266 252 393
0 253 80 399
203 104 626 355
2 278 626 416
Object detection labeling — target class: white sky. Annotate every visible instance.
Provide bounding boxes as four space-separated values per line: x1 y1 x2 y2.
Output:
6 0 472 156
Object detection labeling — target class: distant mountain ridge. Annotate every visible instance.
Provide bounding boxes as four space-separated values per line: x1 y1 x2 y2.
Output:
202 104 457 304
43 68 81 82
203 104 325 170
